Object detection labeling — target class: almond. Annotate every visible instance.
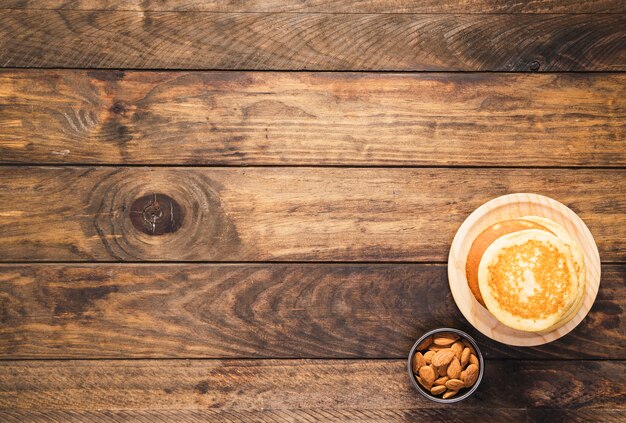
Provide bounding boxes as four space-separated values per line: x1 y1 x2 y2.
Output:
443 390 458 399
423 350 435 365
434 376 449 386
463 364 479 387
451 341 464 360
417 376 430 390
437 364 447 377
419 364 436 386
430 363 437 373
469 353 479 367
412 352 426 373
433 334 459 346
428 343 449 352
430 385 446 395
431 348 455 367
447 357 461 379
461 347 470 367
445 378 465 390
462 340 477 356
417 336 433 351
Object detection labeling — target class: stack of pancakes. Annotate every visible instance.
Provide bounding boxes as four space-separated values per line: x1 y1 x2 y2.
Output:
465 216 585 332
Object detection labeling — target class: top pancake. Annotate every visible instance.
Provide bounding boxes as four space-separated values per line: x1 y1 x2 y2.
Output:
465 219 550 306
477 229 578 332
520 216 586 331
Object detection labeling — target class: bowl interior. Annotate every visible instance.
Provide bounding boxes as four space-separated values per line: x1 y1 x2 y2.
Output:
407 328 484 403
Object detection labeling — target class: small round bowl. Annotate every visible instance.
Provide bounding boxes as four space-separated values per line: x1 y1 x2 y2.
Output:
407 328 484 403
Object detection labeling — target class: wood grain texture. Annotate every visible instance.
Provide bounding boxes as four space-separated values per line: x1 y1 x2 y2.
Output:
2 71 625 166
0 167 624 262
3 409 625 423
0 11 624 70
0 264 623 359
0 360 623 412
2 0 625 13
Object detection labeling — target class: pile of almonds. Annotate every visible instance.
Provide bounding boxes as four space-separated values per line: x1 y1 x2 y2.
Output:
411 333 480 399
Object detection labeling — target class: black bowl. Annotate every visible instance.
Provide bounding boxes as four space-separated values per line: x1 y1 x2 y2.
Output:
407 328 484 403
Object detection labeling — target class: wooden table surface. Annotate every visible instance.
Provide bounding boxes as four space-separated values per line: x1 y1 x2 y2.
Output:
0 1 625 422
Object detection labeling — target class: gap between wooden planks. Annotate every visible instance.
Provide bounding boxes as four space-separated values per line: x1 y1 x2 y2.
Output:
0 263 623 359
0 11 624 70
1 71 624 166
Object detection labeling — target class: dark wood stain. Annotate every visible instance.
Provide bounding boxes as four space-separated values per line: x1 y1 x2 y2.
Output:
53 285 119 315
0 11 623 70
194 380 209 395
0 264 623 359
130 193 183 236
0 408 623 422
87 70 126 82
3 0 626 12
109 101 129 116
0 359 623 412
2 0 626 13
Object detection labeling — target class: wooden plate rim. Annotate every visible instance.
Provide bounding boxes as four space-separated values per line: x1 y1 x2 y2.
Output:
447 193 601 346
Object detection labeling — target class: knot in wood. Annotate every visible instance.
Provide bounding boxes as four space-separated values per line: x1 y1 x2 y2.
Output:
110 101 128 116
130 194 183 235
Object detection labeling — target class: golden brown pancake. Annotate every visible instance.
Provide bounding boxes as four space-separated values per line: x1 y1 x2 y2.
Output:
466 219 550 306
520 216 586 331
478 229 579 332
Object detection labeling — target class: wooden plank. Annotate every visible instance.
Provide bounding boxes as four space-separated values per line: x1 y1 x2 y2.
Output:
0 11 624 70
0 264 623 359
0 360 623 413
2 0 625 13
2 71 624 166
0 167 624 262
2 409 624 423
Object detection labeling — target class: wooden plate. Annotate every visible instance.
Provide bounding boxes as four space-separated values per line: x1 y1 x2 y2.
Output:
448 193 601 346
